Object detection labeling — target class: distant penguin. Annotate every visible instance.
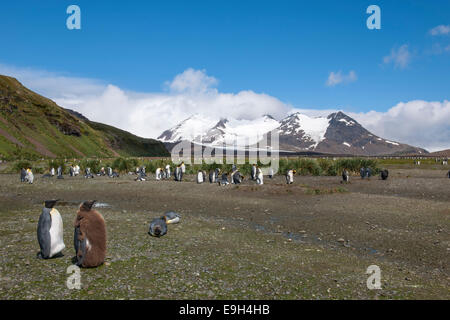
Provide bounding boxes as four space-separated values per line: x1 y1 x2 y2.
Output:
165 164 170 178
57 166 64 179
148 217 167 237
256 167 263 185
230 170 236 184
37 200 65 259
219 173 229 186
163 211 181 224
74 165 80 176
73 200 107 268
156 168 163 180
268 167 274 179
447 170 450 179
286 169 295 184
365 167 372 179
20 168 26 182
342 169 350 183
107 167 113 177
209 170 216 183
360 167 365 179
174 166 180 181
69 166 74 177
84 167 94 179
380 169 389 180
196 171 204 183
233 170 244 184
25 168 34 184
251 164 257 181
50 167 55 176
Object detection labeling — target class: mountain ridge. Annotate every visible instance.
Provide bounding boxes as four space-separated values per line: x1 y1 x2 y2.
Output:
158 111 428 156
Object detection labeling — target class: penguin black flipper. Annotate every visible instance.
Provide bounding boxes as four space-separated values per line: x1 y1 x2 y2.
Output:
37 210 52 259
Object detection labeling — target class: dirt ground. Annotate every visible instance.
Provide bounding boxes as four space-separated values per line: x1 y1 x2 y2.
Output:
0 166 448 299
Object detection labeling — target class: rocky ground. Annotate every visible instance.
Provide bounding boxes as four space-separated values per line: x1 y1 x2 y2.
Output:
0 166 448 299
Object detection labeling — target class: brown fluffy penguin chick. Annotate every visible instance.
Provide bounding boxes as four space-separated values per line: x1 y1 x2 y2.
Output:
73 200 106 268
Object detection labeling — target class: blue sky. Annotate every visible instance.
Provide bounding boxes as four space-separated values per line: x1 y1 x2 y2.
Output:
1 0 449 111
0 1 449 150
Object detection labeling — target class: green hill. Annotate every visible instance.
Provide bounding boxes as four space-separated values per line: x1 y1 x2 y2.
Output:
0 75 169 160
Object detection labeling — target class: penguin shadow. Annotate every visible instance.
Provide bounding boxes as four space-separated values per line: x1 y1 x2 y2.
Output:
36 251 64 259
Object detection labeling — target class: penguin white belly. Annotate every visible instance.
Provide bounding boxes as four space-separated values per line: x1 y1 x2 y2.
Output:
49 209 65 257
166 216 180 224
257 173 263 184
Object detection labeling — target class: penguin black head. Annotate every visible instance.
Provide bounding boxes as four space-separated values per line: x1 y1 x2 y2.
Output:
153 225 162 236
44 199 59 208
81 200 97 211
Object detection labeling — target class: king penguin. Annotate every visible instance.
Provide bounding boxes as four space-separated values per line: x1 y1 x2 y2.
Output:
37 200 65 259
251 164 257 181
256 167 263 185
342 169 350 183
73 200 107 268
286 169 295 184
196 170 204 183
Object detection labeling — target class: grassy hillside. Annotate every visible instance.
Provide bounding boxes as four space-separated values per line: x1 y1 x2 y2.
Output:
88 121 169 157
0 75 168 160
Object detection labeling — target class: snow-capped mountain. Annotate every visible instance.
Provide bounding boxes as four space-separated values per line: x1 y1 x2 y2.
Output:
158 111 428 155
158 114 279 147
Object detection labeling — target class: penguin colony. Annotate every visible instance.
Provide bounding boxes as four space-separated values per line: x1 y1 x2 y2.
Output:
26 161 422 187
30 160 444 269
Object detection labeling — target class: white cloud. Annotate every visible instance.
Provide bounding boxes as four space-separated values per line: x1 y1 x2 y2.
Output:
1 64 448 151
166 68 218 93
350 100 450 152
326 70 357 87
429 24 450 36
383 45 411 69
0 65 290 139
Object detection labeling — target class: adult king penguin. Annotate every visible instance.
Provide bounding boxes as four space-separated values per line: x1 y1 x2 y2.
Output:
256 167 264 185
37 200 65 259
342 169 350 183
165 164 171 178
20 168 26 182
73 200 107 268
155 167 163 181
25 168 34 184
286 169 295 184
197 170 204 183
251 164 257 181
268 167 274 179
